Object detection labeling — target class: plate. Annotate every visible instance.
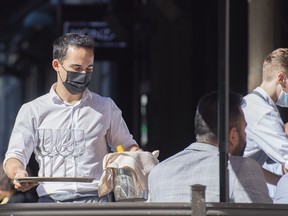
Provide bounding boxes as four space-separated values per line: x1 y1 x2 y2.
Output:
15 177 95 183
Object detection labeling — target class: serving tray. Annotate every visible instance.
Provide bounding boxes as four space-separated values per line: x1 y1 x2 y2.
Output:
15 177 95 183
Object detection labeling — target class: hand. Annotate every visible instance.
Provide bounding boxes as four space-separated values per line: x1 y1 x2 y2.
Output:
129 145 143 152
13 170 38 192
282 163 288 174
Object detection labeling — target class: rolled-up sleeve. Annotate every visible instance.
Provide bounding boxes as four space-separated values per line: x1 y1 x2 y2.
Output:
4 103 36 169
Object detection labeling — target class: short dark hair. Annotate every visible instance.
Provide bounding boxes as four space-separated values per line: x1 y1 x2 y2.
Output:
194 91 244 142
52 33 95 63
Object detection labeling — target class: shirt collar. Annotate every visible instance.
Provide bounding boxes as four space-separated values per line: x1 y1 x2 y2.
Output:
254 87 276 108
186 142 219 152
49 83 92 104
49 83 59 101
82 88 93 100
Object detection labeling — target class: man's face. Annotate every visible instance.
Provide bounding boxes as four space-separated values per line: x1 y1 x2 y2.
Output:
235 124 247 156
230 110 247 156
57 46 94 82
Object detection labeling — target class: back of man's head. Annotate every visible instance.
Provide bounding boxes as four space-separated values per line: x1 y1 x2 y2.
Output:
194 91 244 144
263 48 288 81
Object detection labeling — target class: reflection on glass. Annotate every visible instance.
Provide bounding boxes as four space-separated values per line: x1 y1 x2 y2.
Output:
35 129 53 177
72 129 86 177
55 129 74 177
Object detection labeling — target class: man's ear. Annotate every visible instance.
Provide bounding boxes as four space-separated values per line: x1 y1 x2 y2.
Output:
277 71 286 86
229 127 238 153
52 59 60 71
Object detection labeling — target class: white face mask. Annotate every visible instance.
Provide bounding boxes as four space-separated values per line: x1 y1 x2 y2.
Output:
276 90 288 107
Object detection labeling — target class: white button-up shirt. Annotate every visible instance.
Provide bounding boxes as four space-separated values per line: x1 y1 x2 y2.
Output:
4 84 137 197
242 87 288 168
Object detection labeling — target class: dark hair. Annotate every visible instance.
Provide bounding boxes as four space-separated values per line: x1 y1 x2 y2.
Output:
194 91 244 142
52 33 95 63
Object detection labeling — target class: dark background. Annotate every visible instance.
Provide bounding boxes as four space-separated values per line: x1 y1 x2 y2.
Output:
0 0 258 163
3 0 288 204
0 0 249 162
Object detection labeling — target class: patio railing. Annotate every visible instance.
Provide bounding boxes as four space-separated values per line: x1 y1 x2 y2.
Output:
1 185 288 216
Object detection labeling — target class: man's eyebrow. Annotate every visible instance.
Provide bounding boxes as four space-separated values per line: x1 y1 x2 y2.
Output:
70 64 94 67
70 64 81 67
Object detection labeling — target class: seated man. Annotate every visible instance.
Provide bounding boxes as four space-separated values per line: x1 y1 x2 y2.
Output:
148 91 272 203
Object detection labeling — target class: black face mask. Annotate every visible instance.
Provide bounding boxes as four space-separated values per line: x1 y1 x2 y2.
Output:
63 71 92 95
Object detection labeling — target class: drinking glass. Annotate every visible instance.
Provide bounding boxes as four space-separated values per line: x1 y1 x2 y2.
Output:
48 130 58 177
55 129 74 177
72 129 86 177
35 129 53 177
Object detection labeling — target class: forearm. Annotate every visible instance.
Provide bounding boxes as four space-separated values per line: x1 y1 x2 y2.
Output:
5 158 37 192
126 144 142 152
235 160 272 203
250 115 288 165
4 158 27 179
262 167 282 185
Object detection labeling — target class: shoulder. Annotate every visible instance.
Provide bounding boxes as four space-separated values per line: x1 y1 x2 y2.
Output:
230 155 257 165
86 92 123 115
230 156 262 172
34 93 51 103
88 92 115 105
243 93 267 109
149 149 191 176
18 93 50 111
150 152 179 173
